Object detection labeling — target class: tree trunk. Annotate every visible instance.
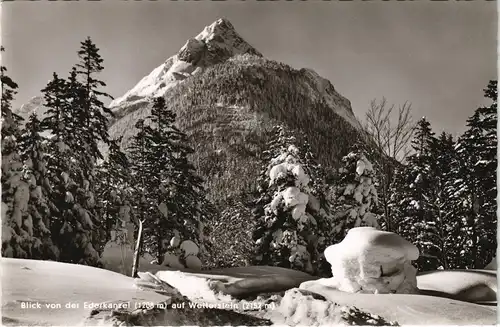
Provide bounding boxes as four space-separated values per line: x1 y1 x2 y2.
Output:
471 192 479 268
131 219 144 278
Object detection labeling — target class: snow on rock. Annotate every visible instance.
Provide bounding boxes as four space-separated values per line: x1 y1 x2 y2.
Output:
323 227 419 294
161 253 184 270
180 240 199 256
185 255 203 270
13 95 49 124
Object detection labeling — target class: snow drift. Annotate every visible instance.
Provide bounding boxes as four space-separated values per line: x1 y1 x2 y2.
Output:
2 258 497 326
299 281 496 326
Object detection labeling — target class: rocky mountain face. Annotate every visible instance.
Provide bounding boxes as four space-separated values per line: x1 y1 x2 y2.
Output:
108 18 365 204
14 95 48 124
109 18 262 109
15 18 366 205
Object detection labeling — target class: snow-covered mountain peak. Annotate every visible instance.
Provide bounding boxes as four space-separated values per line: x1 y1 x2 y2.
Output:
14 95 49 124
109 18 261 108
195 18 236 42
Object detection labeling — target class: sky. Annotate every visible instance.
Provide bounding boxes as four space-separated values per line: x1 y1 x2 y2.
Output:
1 1 497 137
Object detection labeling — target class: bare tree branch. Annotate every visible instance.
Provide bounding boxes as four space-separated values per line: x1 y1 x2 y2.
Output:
366 98 415 163
363 98 416 232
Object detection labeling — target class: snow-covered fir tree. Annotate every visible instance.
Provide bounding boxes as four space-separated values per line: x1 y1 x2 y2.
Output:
389 117 442 271
330 142 380 238
34 38 116 265
17 113 59 259
427 132 463 269
252 125 333 275
129 97 209 268
95 138 135 253
1 46 32 258
70 39 114 257
40 73 100 266
453 81 497 268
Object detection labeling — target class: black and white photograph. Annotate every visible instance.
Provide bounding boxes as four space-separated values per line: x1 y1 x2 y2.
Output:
1 0 497 326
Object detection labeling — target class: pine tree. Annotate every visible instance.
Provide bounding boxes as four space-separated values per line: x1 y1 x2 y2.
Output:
129 97 208 266
72 38 117 261
453 81 497 268
389 117 439 271
1 46 32 258
75 37 114 160
0 46 23 130
331 142 380 238
17 113 59 259
40 73 100 266
95 138 135 253
427 132 463 269
251 125 333 275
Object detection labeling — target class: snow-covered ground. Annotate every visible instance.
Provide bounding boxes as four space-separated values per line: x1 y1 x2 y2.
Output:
299 281 496 326
1 258 166 326
416 269 497 304
2 258 497 326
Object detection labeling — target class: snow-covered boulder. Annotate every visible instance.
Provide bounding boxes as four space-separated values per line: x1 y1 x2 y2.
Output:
185 255 202 270
321 227 419 294
161 253 185 270
180 240 199 256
